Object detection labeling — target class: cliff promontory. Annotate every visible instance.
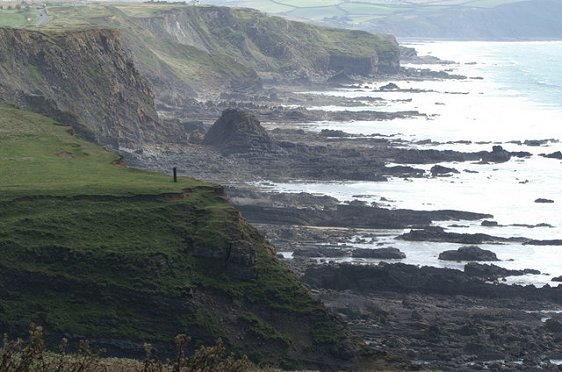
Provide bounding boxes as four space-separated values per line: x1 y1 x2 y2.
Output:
0 106 372 370
0 28 161 148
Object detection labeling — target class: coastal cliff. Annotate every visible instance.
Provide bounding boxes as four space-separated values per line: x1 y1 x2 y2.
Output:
0 28 161 148
0 106 374 370
138 6 400 81
16 4 400 102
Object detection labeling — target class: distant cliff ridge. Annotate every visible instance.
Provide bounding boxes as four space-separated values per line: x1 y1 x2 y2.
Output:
137 6 400 83
0 28 161 148
8 4 400 104
363 0 562 40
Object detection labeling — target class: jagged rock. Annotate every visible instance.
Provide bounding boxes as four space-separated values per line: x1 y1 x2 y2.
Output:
481 145 511 163
293 246 347 258
541 151 562 159
553 276 562 282
430 165 459 176
320 129 348 137
203 109 273 155
351 247 406 259
524 239 562 246
303 262 562 303
510 150 532 158
524 139 552 146
465 263 540 280
397 226 523 244
379 82 400 91
535 198 554 203
438 246 499 261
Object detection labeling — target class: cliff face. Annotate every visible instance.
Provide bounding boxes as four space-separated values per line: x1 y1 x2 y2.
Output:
0 28 161 148
138 6 400 82
2 5 400 105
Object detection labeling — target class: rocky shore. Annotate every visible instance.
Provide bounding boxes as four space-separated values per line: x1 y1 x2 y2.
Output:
125 68 562 370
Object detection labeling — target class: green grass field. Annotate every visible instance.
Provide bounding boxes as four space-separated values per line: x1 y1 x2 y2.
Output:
0 9 35 27
0 106 200 198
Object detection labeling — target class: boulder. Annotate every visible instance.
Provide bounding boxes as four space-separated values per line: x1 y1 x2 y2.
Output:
430 165 459 176
351 247 406 259
379 82 400 91
535 198 554 203
203 109 273 154
438 246 498 261
481 220 499 227
397 226 521 245
480 145 511 163
541 151 562 160
524 139 550 147
553 276 562 282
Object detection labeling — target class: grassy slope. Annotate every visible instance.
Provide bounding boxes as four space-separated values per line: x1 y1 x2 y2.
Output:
0 106 340 366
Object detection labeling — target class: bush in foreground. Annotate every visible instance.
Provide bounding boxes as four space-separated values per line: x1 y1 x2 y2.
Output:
0 325 254 372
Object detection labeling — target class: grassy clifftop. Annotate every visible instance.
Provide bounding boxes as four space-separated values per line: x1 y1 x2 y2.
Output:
0 106 363 369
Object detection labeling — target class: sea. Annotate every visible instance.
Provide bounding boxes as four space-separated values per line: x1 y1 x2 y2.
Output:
258 41 562 287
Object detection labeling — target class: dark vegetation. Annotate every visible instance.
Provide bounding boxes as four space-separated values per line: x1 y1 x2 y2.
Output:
0 324 253 371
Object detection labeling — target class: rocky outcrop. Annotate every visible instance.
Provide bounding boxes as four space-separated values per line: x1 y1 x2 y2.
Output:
535 198 554 203
430 165 459 176
397 226 526 244
524 239 562 246
438 246 499 261
351 247 406 259
236 204 490 229
481 145 511 163
541 151 562 159
0 28 161 148
203 109 273 155
464 263 540 281
303 262 562 303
